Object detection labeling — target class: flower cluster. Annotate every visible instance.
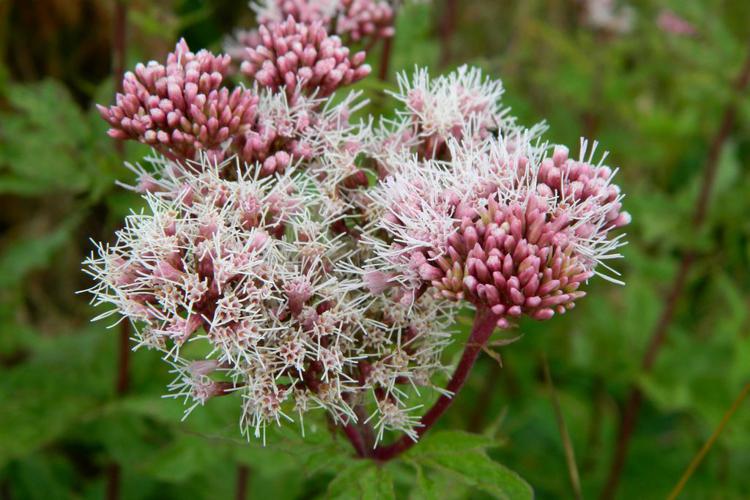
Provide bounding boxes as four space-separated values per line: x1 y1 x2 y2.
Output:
97 39 258 163
88 12 629 445
369 66 518 174
361 69 629 328
240 17 370 99
85 159 454 441
99 35 369 177
252 0 395 43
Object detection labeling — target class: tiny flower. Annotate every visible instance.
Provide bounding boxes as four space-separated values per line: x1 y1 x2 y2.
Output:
582 0 634 35
657 10 697 37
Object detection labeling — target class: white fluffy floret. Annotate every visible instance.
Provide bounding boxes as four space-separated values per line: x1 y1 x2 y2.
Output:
84 155 456 443
361 130 629 311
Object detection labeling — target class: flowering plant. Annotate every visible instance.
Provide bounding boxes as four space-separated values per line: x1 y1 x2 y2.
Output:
85 0 628 462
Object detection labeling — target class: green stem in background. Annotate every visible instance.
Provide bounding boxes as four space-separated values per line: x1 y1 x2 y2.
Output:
542 353 582 500
667 383 750 500
466 359 503 432
599 41 750 500
369 308 498 462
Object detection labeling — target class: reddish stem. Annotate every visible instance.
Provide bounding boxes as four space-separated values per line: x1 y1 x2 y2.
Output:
599 42 750 500
235 465 250 500
378 37 393 82
115 321 131 395
370 308 498 461
438 0 458 67
342 421 368 458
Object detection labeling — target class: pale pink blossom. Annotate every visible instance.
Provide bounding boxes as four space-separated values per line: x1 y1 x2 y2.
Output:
364 133 629 328
657 10 697 37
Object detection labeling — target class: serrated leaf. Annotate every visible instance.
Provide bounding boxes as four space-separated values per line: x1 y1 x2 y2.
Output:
0 80 93 193
420 450 532 500
409 461 440 500
327 461 395 500
410 430 501 456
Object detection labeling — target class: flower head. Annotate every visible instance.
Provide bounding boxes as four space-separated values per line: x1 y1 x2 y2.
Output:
97 39 258 163
335 0 395 42
371 66 516 172
254 0 338 27
240 17 371 99
363 132 629 327
84 155 455 442
252 0 395 42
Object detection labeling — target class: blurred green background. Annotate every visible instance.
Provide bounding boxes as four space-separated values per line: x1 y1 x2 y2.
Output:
1 0 749 498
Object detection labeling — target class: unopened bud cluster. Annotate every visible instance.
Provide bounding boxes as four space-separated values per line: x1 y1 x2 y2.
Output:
240 17 370 99
252 0 395 43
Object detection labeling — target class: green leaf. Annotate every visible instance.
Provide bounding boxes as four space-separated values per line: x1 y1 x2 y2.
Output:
409 430 501 456
0 210 84 289
0 80 94 194
420 450 532 500
327 461 396 500
141 434 230 483
409 461 440 500
0 326 113 467
4 455 74 500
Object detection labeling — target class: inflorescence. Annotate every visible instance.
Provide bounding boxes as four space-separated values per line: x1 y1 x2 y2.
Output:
85 2 629 447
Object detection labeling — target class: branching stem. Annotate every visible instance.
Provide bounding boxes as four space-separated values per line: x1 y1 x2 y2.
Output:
367 308 498 461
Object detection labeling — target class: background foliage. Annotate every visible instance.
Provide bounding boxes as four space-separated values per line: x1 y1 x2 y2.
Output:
1 0 749 498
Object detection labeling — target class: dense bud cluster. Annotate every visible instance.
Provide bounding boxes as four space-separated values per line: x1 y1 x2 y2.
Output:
240 17 371 99
97 39 258 163
335 0 395 41
253 0 395 42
